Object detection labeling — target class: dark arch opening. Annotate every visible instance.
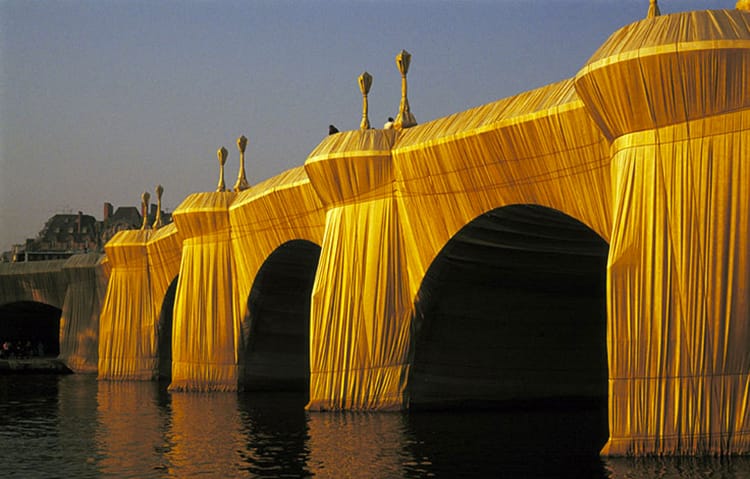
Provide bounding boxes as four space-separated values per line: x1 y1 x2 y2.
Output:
241 240 321 394
0 301 62 358
157 275 179 381
409 204 609 417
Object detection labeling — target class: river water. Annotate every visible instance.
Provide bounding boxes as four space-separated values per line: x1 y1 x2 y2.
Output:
1 374 749 478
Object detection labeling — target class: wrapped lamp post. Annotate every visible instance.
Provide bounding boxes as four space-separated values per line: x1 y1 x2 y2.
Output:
140 191 151 231
359 72 372 130
394 50 417 129
152 184 164 229
216 146 228 193
233 135 249 192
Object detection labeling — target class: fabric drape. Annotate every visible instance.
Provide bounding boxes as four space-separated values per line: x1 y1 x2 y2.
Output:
0 259 68 308
98 229 157 380
58 253 109 373
169 192 239 391
573 9 750 455
604 111 749 455
229 167 326 388
308 198 412 410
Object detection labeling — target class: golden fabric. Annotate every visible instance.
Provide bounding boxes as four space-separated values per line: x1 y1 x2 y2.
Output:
307 198 413 410
146 223 182 379
147 223 182 303
575 9 750 141
229 167 326 388
603 110 750 455
58 253 109 373
305 129 397 206
85 6 748 456
572 9 750 455
98 229 157 380
169 191 239 391
305 79 613 411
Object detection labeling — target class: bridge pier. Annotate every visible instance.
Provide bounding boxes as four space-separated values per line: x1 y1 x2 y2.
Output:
304 129 417 410
98 230 157 380
169 192 241 391
575 9 750 454
307 198 413 410
602 111 750 455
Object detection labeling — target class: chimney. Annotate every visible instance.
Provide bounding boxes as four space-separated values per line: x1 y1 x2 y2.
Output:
103 202 113 221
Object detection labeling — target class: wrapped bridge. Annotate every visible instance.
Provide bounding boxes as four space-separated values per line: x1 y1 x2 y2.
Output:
4 8 748 455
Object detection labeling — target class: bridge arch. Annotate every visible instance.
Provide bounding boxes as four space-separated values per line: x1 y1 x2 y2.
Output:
239 239 321 393
407 204 609 415
156 275 179 381
0 301 62 357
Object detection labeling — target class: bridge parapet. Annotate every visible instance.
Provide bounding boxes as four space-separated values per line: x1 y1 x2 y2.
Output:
0 259 68 308
146 222 182 290
229 166 325 312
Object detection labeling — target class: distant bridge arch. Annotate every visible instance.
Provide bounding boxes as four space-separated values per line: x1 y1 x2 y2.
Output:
0 301 63 357
0 260 69 310
0 254 108 372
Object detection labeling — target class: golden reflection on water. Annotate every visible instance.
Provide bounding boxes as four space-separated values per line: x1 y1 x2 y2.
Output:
307 412 419 478
94 380 172 476
40 375 750 478
88 378 421 478
167 391 246 476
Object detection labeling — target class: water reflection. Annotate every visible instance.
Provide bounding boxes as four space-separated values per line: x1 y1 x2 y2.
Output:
236 392 310 477
308 412 417 478
95 379 172 476
1 375 749 478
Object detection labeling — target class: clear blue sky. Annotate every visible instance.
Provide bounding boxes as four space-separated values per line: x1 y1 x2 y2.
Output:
0 0 739 250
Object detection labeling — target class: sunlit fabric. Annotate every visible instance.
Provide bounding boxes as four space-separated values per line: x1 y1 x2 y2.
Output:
573 9 750 455
146 223 182 379
169 191 239 391
229 167 325 389
602 112 750 455
304 80 613 411
147 223 182 311
304 131 414 409
90 7 749 456
98 229 157 380
59 253 109 373
308 198 413 410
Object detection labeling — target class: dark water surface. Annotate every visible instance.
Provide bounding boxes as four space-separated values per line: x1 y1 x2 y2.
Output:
1 375 749 478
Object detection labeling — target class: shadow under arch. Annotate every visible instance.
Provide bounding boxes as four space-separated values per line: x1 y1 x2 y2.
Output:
0 301 62 357
157 275 179 381
408 204 609 413
240 240 321 394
